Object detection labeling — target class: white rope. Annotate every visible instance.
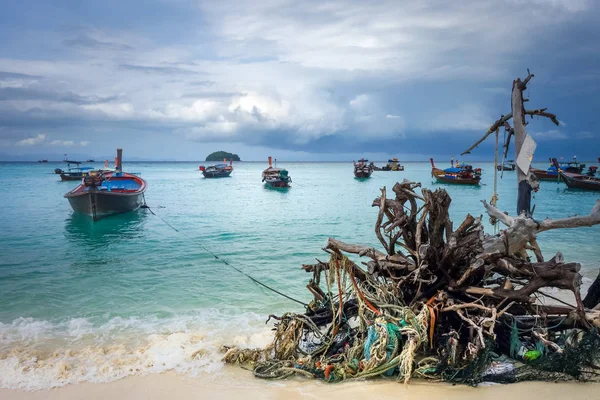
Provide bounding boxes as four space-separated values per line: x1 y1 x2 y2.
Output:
491 129 500 232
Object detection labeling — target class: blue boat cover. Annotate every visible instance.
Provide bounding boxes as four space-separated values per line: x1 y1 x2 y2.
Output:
444 167 463 173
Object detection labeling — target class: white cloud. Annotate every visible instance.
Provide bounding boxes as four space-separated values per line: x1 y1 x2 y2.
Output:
50 140 90 147
531 129 569 141
575 131 596 139
16 133 46 146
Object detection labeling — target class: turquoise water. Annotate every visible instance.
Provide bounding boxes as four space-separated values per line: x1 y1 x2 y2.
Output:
0 161 598 389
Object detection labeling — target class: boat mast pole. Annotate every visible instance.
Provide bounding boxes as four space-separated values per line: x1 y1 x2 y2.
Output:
116 148 123 174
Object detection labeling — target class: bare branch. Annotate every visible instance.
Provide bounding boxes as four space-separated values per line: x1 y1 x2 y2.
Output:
538 200 600 231
525 108 560 126
481 200 513 227
462 114 513 155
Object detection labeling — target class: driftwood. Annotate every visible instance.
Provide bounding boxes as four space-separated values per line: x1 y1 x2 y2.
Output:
463 70 560 216
225 180 600 384
461 70 600 266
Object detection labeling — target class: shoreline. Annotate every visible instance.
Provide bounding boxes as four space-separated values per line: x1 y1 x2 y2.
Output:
1 368 599 400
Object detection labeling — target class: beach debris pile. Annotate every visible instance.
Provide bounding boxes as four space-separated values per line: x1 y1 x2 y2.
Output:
223 180 600 384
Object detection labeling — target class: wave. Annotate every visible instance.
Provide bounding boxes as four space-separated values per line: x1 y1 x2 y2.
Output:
0 310 273 391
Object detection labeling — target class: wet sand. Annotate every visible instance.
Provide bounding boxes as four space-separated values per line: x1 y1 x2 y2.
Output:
1 367 598 400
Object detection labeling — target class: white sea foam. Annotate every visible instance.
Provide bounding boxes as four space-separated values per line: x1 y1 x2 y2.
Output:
0 310 273 391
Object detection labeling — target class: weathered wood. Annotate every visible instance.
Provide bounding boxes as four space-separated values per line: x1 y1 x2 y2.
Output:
326 238 387 260
482 200 600 257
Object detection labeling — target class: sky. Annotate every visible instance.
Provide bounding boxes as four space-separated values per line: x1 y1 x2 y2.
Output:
0 0 598 161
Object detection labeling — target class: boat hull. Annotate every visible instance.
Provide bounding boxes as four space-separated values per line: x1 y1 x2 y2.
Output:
264 179 290 188
202 170 232 178
354 170 372 178
433 175 480 185
66 189 145 220
60 173 86 181
560 171 600 191
432 168 480 185
531 168 559 181
380 166 404 171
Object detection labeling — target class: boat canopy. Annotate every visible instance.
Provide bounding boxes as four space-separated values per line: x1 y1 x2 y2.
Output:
444 167 463 173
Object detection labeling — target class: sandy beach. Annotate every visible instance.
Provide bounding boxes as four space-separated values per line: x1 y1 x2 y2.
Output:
1 367 599 400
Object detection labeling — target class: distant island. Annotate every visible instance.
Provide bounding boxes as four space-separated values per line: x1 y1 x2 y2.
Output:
205 151 241 162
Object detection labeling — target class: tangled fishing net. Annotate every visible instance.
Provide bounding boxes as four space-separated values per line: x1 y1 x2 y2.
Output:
223 181 600 384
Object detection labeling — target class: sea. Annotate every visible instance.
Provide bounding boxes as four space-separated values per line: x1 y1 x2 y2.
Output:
0 161 598 390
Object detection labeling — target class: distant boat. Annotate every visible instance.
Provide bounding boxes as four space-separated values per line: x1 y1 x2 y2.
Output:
531 157 585 181
199 159 233 178
430 158 481 185
497 160 516 171
262 157 291 188
86 159 95 163
38 159 48 163
57 159 114 180
60 165 95 181
381 158 404 171
353 158 373 178
64 149 147 221
552 159 600 191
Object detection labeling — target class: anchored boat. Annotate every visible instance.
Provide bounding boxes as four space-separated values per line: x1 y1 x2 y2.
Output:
64 149 147 221
497 160 516 171
58 162 94 181
531 157 585 181
199 159 233 178
353 159 373 178
552 158 600 191
262 157 291 188
430 158 481 185
382 158 404 171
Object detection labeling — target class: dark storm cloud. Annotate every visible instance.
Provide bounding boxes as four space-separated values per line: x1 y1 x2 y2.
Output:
0 87 123 105
0 71 42 80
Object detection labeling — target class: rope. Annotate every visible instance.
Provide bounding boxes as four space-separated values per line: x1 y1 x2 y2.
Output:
490 129 500 230
141 202 308 307
198 243 308 307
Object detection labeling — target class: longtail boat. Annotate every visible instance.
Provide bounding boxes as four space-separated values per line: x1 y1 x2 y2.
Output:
56 158 113 180
531 157 585 181
199 159 233 178
430 158 481 185
64 149 147 221
552 158 600 191
262 157 291 188
59 163 95 181
381 158 404 171
353 159 373 178
497 160 516 171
